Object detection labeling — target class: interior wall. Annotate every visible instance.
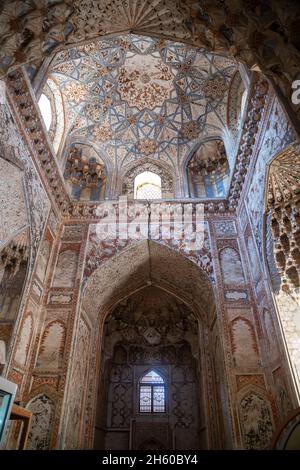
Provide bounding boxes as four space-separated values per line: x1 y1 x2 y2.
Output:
59 240 226 450
240 88 300 402
0 79 50 386
4 207 298 450
1 51 299 451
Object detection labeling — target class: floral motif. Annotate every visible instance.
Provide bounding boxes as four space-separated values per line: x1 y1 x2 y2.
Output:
53 62 74 75
180 120 204 139
43 34 237 181
27 395 55 450
64 82 87 103
93 124 112 141
118 54 174 110
202 76 227 100
136 139 157 155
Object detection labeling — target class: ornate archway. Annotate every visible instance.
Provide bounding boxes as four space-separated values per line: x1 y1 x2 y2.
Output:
60 240 231 449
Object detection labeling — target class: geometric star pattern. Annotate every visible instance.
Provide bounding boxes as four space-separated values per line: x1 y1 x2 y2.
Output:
47 34 237 182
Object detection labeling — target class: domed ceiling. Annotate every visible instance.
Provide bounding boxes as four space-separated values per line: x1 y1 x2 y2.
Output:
45 34 238 182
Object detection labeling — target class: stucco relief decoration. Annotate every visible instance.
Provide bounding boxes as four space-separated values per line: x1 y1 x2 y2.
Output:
64 81 87 103
27 395 55 450
188 139 230 198
245 97 297 255
267 145 300 289
100 286 200 447
202 76 227 101
135 139 157 156
105 287 198 356
84 234 132 281
84 221 214 285
64 144 106 200
214 220 236 238
0 0 299 455
0 229 29 280
110 376 133 428
188 140 228 177
159 227 214 283
179 120 203 140
228 77 269 213
122 160 173 196
173 386 194 428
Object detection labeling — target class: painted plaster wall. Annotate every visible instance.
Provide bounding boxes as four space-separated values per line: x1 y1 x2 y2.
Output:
243 92 300 397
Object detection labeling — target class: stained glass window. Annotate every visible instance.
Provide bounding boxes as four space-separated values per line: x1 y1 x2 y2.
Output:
139 370 166 413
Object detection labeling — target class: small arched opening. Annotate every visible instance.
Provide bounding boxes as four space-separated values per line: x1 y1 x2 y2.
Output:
134 171 162 200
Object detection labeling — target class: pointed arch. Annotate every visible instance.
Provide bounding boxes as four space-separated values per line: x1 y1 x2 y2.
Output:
63 240 230 450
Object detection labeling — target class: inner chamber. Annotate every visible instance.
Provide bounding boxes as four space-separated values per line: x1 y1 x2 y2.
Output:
94 286 205 450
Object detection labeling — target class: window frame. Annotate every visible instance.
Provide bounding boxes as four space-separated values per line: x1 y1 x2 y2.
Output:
138 370 166 414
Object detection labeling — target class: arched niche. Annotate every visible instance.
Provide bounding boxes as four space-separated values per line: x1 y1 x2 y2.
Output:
36 320 66 370
62 241 232 450
96 287 202 450
237 386 274 450
121 159 174 200
63 143 106 202
186 139 230 199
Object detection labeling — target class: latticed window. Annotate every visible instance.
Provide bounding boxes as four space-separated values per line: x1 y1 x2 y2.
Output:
134 171 162 200
139 370 166 413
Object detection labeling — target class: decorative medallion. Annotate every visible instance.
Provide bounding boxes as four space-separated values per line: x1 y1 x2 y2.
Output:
118 54 174 110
